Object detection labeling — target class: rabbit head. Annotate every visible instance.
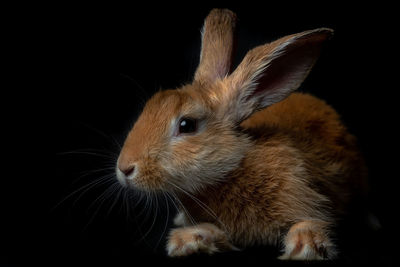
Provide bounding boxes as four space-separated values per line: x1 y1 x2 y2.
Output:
116 9 333 194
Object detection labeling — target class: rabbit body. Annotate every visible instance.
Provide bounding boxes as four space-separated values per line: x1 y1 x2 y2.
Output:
116 9 367 260
176 92 367 247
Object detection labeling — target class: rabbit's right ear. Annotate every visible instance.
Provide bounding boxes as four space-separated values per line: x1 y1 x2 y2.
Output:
193 9 237 85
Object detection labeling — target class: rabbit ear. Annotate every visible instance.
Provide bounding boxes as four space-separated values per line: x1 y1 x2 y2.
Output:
193 9 237 85
223 28 333 123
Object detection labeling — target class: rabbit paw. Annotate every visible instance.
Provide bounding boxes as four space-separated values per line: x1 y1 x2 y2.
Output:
166 223 236 257
278 221 336 260
167 227 218 257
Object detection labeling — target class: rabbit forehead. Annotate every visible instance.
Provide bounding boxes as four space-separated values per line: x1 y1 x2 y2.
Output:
142 88 207 123
125 89 205 152
130 90 184 144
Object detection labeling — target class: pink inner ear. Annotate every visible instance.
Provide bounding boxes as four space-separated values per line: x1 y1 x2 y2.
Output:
249 41 322 105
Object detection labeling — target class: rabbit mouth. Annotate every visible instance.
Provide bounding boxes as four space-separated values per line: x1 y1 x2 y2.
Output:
116 161 168 192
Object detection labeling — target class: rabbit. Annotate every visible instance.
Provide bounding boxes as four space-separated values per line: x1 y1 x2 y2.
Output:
115 9 368 260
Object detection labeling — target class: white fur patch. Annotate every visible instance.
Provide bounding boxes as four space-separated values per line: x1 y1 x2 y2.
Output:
173 211 188 227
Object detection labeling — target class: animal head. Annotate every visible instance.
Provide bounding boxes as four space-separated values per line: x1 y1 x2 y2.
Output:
116 9 333 193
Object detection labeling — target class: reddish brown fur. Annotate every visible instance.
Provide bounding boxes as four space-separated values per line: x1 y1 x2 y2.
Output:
117 9 368 260
178 92 367 248
195 9 237 84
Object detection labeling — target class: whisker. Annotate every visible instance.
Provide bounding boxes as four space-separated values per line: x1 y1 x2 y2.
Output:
155 192 170 249
129 189 145 212
75 121 122 151
82 182 121 232
136 191 153 232
86 181 120 212
135 191 151 219
167 181 227 232
71 166 116 186
106 185 124 217
127 190 153 248
169 191 197 227
71 174 116 208
51 174 114 212
164 192 179 213
138 192 159 244
57 150 118 160
132 191 155 246
167 181 216 216
122 188 152 248
125 188 132 223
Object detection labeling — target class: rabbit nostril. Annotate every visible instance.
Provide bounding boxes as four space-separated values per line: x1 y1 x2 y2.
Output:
122 165 135 177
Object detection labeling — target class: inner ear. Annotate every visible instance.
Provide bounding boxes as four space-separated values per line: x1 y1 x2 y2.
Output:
249 39 322 104
223 28 333 123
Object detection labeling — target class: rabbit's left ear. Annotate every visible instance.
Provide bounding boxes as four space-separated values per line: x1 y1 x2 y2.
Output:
193 9 237 85
222 28 333 123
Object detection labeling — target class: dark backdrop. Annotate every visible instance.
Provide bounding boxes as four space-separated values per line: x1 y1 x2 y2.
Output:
3 4 398 267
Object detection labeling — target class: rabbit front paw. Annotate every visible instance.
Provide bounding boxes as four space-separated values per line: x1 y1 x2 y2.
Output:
167 227 218 257
166 223 236 257
278 220 336 260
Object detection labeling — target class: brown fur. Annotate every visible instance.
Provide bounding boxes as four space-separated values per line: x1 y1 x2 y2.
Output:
116 9 368 260
194 9 237 84
178 92 367 248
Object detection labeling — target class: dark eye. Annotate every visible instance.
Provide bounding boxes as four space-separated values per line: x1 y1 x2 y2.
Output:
178 118 197 134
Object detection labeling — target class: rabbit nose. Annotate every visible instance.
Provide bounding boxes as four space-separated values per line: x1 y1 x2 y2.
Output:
116 161 138 186
120 164 135 177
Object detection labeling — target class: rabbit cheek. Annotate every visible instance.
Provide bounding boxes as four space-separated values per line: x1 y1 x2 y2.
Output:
164 131 248 194
162 139 206 192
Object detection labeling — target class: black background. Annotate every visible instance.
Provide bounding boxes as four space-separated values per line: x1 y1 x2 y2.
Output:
3 4 398 267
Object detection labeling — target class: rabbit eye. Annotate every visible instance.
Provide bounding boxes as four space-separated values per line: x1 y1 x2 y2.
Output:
178 118 197 134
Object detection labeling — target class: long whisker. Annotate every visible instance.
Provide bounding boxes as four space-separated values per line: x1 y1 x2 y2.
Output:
155 192 170 249
74 121 122 151
82 182 121 232
169 191 197 227
167 181 217 217
127 190 153 248
125 188 132 223
71 174 116 208
51 174 114 212
123 188 151 248
165 192 179 218
106 185 124 217
132 192 153 245
137 192 160 244
86 181 120 212
167 181 227 232
135 191 151 220
57 150 118 160
130 190 145 215
70 166 116 186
